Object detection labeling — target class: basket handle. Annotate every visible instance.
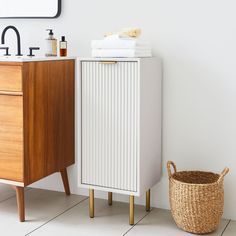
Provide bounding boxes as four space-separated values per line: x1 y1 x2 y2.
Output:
167 161 177 178
217 167 229 183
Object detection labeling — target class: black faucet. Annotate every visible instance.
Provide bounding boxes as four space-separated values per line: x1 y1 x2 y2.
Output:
1 26 23 56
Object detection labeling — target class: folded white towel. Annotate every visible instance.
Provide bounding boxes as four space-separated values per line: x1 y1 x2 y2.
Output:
91 39 150 50
92 49 152 58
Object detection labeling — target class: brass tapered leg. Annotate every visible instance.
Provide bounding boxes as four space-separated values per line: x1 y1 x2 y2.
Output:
108 192 112 206
146 189 151 212
129 195 134 225
89 189 94 218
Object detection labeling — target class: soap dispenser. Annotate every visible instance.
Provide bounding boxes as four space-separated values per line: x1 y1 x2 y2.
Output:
45 29 57 57
60 36 67 57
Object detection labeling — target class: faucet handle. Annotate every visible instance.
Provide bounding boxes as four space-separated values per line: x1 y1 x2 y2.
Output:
0 47 11 56
28 47 40 57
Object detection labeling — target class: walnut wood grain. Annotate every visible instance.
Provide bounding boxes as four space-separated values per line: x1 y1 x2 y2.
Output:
0 65 22 91
60 168 71 195
15 186 25 222
0 60 75 222
0 62 23 66
22 60 75 185
0 95 23 182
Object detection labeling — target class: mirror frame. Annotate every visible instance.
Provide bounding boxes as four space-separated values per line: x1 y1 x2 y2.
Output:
0 0 61 19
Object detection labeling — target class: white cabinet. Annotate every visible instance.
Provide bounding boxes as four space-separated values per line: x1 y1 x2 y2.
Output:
78 58 162 224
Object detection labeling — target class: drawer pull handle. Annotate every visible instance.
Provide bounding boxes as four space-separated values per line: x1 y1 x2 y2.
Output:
99 61 117 65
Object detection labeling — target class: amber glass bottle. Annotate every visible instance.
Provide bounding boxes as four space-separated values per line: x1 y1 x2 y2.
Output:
60 36 67 57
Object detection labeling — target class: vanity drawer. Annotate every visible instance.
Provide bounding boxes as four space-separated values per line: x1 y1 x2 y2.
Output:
0 95 23 182
0 65 22 92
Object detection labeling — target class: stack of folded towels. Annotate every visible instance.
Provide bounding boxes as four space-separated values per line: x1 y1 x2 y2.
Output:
91 28 152 58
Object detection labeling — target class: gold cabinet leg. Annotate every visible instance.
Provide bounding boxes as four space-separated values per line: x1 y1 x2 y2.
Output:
129 195 134 225
108 192 112 206
89 189 94 218
146 189 151 212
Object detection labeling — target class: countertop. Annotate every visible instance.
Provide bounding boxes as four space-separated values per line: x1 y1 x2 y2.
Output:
0 56 76 62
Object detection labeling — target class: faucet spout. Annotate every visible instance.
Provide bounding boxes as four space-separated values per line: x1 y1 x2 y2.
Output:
1 25 23 56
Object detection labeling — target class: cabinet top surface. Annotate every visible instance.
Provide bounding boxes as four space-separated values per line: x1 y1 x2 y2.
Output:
0 56 76 63
78 57 158 62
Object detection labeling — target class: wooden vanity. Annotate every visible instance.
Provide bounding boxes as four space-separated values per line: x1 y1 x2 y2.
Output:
0 58 75 221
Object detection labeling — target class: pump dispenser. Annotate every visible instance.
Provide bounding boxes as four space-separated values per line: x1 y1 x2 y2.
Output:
45 29 57 57
60 36 67 57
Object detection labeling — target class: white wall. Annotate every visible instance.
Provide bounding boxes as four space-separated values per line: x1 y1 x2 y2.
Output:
0 0 235 220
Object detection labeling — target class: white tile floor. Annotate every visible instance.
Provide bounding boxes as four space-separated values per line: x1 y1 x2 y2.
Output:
0 184 234 236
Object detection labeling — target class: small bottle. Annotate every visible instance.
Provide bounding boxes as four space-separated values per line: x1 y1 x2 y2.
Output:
45 29 57 57
60 36 67 57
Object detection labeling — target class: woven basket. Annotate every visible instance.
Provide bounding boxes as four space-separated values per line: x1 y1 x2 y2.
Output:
167 161 229 234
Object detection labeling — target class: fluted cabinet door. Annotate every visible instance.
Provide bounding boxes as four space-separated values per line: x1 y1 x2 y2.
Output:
81 61 139 192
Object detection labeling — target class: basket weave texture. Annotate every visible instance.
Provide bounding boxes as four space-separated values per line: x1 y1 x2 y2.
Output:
167 161 229 234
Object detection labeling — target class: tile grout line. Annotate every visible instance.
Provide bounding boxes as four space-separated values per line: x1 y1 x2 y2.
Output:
0 188 32 204
25 196 89 236
0 194 18 204
123 208 154 236
221 219 231 236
